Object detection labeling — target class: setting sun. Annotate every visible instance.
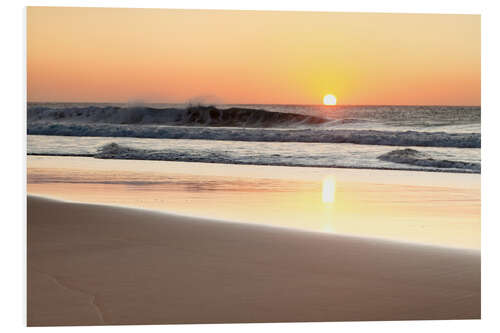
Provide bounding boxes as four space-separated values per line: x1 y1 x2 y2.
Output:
323 94 337 105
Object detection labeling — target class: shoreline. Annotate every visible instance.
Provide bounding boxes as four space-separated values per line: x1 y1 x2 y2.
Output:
27 155 481 249
26 153 481 174
28 195 480 326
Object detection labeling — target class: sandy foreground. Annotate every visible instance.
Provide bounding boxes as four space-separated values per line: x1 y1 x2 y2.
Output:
27 195 480 326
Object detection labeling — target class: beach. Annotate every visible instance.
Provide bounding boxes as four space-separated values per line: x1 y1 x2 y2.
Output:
27 156 481 249
27 156 481 325
28 195 480 326
23 7 483 328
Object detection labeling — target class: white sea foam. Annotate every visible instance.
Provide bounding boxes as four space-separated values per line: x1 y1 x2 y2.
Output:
26 104 481 172
27 135 481 173
27 104 481 148
49 142 475 173
378 149 481 172
27 122 480 148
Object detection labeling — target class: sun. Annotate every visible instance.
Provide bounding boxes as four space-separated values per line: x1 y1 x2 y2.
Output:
323 94 337 106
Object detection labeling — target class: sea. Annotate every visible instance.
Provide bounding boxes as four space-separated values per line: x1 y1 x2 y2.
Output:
27 103 481 173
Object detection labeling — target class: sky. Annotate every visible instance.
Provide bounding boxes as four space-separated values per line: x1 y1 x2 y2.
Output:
27 7 480 105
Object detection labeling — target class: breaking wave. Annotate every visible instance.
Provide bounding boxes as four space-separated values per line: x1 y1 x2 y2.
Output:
378 148 480 172
27 105 329 128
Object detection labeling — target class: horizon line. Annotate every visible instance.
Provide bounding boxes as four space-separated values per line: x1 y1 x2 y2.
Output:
26 101 482 108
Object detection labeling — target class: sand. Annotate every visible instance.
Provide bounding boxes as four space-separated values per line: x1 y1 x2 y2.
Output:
27 156 481 249
27 195 480 326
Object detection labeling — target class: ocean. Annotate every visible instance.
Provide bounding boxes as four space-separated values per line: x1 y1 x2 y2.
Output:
27 103 481 173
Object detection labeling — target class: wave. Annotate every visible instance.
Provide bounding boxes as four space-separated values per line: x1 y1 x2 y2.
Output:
95 143 237 164
377 149 480 172
27 122 480 148
27 105 330 128
32 143 467 173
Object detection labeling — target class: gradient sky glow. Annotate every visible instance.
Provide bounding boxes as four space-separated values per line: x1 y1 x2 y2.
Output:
27 7 480 105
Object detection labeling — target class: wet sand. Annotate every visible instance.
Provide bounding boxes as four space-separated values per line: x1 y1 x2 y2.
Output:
28 195 480 326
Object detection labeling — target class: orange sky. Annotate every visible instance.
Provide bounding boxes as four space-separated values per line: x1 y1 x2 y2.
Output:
27 7 480 105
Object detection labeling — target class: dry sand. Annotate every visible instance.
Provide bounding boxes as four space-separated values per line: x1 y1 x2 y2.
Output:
27 195 480 326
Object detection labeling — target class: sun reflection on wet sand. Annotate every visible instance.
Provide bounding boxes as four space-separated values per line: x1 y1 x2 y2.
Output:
27 156 481 249
321 176 337 232
322 176 336 203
